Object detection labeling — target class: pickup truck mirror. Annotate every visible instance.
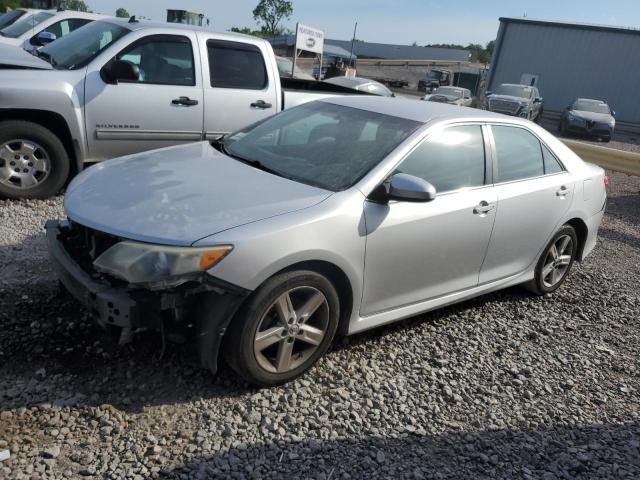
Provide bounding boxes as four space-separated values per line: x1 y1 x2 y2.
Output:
369 173 436 203
32 31 57 47
611 110 616 117
103 60 140 83
534 97 543 103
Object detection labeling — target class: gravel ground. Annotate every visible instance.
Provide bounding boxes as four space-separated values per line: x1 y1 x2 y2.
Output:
1 170 639 479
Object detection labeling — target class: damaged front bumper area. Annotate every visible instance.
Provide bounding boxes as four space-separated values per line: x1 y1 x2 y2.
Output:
45 220 249 372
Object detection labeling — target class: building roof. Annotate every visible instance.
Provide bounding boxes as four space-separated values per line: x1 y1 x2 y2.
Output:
269 35 469 62
500 16 640 36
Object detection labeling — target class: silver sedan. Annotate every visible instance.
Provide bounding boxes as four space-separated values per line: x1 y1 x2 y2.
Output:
47 97 606 386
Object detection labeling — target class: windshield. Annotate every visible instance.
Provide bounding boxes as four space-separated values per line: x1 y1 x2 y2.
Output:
222 102 421 191
433 87 462 98
0 11 52 38
572 100 610 114
495 84 533 98
0 9 27 30
38 21 129 70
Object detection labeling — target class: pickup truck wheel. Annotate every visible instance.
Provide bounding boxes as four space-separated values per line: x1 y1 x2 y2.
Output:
223 270 339 387
0 121 70 199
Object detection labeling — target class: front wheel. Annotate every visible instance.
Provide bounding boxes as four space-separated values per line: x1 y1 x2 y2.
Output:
223 270 340 386
0 121 70 199
526 225 578 295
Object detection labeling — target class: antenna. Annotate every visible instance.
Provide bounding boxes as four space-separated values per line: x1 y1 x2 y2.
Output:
129 16 138 23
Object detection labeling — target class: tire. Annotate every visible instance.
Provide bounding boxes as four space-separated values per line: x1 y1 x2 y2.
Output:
0 120 70 199
525 224 578 295
223 270 340 386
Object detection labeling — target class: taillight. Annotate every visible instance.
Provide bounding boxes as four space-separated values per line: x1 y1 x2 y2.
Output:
604 175 609 191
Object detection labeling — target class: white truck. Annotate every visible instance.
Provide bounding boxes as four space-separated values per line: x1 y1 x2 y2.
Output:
0 18 361 199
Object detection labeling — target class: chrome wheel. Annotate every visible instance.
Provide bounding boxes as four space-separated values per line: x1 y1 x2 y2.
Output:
253 286 329 374
0 139 50 190
542 234 574 288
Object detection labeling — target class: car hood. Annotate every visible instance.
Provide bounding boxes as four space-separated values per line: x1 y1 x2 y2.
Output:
488 94 528 103
0 41 50 69
569 110 614 123
64 142 333 246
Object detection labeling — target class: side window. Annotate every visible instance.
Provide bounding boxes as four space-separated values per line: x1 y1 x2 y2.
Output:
492 126 544 183
116 36 195 86
208 40 267 90
396 125 486 193
542 143 564 174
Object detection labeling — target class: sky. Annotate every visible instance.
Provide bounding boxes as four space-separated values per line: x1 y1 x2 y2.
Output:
86 0 640 46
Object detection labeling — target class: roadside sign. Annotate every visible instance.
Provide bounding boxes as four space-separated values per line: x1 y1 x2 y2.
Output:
292 23 325 79
295 23 324 55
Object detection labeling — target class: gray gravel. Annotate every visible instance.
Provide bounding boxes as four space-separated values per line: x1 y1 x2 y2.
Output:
1 172 639 479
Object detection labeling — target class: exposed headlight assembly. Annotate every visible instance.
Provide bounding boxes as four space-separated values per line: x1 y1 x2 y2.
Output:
93 242 233 286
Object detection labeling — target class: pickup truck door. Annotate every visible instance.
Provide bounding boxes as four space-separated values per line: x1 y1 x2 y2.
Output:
84 32 204 161
197 34 279 140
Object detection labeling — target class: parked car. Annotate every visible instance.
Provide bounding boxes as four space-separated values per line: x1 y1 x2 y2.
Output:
422 86 472 106
559 98 615 142
0 9 106 51
417 69 453 92
485 83 543 121
0 8 45 30
275 56 314 80
0 19 363 199
323 76 394 97
47 97 606 386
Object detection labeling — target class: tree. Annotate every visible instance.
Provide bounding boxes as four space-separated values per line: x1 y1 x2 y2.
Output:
0 0 25 12
252 0 293 37
230 26 264 37
115 7 129 18
64 0 89 12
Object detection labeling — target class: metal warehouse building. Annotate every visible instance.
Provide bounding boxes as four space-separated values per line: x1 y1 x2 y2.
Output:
487 17 640 124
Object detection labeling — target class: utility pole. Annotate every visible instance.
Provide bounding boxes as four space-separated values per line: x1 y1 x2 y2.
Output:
349 22 357 67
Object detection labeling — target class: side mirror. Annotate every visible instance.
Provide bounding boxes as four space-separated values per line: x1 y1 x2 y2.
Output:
611 110 616 117
485 90 493 96
370 173 436 203
534 97 542 103
32 31 57 47
103 59 140 83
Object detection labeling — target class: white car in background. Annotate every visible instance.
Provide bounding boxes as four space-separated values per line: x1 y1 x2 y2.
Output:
0 9 106 51
0 8 45 30
422 86 473 107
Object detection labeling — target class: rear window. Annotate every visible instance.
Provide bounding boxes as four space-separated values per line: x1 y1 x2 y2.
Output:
207 40 267 90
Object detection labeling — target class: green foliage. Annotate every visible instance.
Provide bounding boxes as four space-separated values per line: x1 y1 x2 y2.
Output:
115 7 129 18
425 40 496 64
252 0 293 37
230 26 265 37
64 0 89 12
0 0 26 12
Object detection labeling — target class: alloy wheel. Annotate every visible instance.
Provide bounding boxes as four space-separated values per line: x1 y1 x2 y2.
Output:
542 234 574 288
0 139 50 190
253 286 329 374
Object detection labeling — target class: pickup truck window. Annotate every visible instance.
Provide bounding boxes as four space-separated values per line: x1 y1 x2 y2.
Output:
116 35 195 86
207 40 267 90
37 20 129 70
30 18 92 45
0 11 53 38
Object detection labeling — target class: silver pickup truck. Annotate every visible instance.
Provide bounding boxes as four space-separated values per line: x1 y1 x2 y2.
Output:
0 18 359 199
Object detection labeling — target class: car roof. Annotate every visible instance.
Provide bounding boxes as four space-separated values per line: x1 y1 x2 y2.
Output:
321 96 510 124
101 17 263 42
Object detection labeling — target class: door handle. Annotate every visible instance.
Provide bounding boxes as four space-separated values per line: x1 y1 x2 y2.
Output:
473 201 495 215
251 100 272 109
556 186 570 197
172 96 199 106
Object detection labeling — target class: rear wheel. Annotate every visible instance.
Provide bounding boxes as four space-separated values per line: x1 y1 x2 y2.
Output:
526 225 578 295
0 121 70 199
223 270 340 386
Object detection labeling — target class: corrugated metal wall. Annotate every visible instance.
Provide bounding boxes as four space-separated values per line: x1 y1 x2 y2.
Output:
489 20 640 124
